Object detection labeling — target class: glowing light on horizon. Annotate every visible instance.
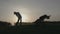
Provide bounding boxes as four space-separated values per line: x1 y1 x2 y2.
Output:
22 14 29 22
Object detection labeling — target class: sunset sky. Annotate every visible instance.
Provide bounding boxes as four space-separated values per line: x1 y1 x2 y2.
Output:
0 0 60 24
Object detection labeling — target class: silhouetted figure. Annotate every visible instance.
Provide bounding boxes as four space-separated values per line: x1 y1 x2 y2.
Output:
34 14 50 25
14 12 22 26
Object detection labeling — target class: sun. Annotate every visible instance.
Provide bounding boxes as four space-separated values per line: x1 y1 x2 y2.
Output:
21 14 28 22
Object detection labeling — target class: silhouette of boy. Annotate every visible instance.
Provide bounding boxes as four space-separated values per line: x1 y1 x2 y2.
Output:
39 15 50 22
34 14 50 25
14 12 22 25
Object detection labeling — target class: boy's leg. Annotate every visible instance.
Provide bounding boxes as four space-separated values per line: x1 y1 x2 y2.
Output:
15 18 19 25
20 18 22 25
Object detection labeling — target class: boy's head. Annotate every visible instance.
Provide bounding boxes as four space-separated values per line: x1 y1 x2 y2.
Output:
14 12 17 14
45 15 51 19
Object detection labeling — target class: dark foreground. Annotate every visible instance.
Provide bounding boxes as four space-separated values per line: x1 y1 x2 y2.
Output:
0 21 60 34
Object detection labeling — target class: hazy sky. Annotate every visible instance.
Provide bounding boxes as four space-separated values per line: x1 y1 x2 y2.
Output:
0 0 60 24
